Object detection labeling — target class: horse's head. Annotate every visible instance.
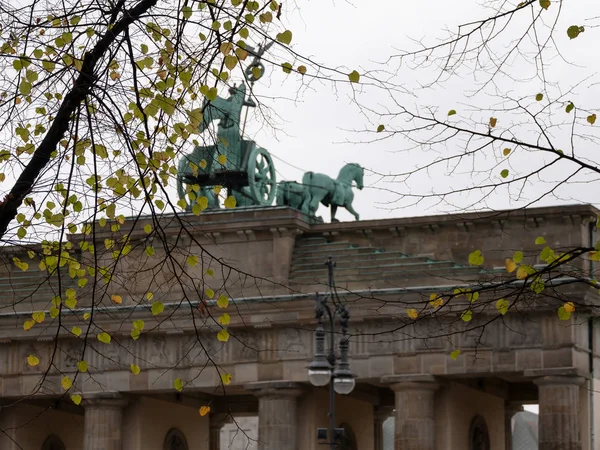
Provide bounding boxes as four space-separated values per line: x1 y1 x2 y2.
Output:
339 163 364 190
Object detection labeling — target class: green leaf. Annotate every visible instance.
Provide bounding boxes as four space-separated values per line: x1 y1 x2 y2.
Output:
566 102 574 113
461 310 472 322
77 360 88 372
133 320 145 331
144 224 152 233
217 294 229 308
496 299 509 315
19 81 32 96
182 6 193 19
557 306 571 321
276 30 292 45
174 378 184 391
468 250 484 266
145 246 155 257
281 62 292 74
535 93 543 101
500 169 509 178
539 0 550 9
587 114 596 125
348 70 360 83
448 110 456 116
206 288 215 299
151 301 164 316
376 125 385 133
71 326 82 336
513 251 523 263
97 332 111 344
567 25 583 39
131 364 141 375
217 329 230 342
187 255 198 266
450 349 461 360
535 236 546 245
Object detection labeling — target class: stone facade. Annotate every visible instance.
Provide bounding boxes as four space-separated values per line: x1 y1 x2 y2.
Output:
0 205 599 450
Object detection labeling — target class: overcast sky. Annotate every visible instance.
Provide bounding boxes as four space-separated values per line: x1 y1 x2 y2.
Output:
237 0 600 222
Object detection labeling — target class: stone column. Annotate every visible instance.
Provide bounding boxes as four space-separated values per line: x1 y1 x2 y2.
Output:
246 382 302 450
504 402 523 450
535 376 585 450
374 406 394 450
391 381 438 450
82 394 128 450
210 413 232 450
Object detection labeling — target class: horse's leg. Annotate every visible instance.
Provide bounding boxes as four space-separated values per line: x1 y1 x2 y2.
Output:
344 191 360 221
307 191 322 217
331 205 339 223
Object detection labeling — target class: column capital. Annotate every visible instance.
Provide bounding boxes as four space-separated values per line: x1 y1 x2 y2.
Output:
374 405 394 422
381 374 439 392
534 375 586 387
245 381 304 399
81 393 128 409
209 413 233 430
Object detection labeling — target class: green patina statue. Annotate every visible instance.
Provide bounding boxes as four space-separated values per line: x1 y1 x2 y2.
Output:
175 40 364 222
276 181 312 216
177 43 277 210
301 163 364 222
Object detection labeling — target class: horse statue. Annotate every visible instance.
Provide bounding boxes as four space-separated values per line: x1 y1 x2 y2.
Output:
276 181 312 216
301 163 364 222
176 83 250 209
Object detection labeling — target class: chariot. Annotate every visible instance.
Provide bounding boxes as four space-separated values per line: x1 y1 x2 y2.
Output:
177 45 276 207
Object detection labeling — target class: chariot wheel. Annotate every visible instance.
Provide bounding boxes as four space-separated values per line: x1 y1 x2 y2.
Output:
247 146 276 205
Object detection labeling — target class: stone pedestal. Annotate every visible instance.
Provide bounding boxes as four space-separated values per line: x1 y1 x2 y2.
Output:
535 376 585 450
246 382 302 450
390 381 438 450
374 406 394 450
82 395 127 450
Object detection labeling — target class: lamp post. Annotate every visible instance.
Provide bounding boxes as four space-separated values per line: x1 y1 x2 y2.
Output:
307 257 355 450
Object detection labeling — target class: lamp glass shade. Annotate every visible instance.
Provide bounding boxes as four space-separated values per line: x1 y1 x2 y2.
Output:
333 375 355 395
308 368 331 387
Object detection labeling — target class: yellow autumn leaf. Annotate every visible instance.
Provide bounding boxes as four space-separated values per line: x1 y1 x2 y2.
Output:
83 313 91 320
130 364 140 375
564 302 576 313
505 258 516 273
221 373 232 385
77 360 88 372
61 376 73 390
224 196 236 209
516 266 529 280
217 154 226 165
206 288 215 299
32 311 46 323
23 320 35 331
217 329 230 342
97 332 111 344
406 308 418 320
199 405 211 416
71 394 82 405
111 294 123 304
217 294 229 308
218 313 231 325
71 326 82 337
174 378 184 391
206 268 215 277
27 354 40 366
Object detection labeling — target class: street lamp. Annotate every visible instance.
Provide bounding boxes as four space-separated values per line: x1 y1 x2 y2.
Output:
308 257 355 449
